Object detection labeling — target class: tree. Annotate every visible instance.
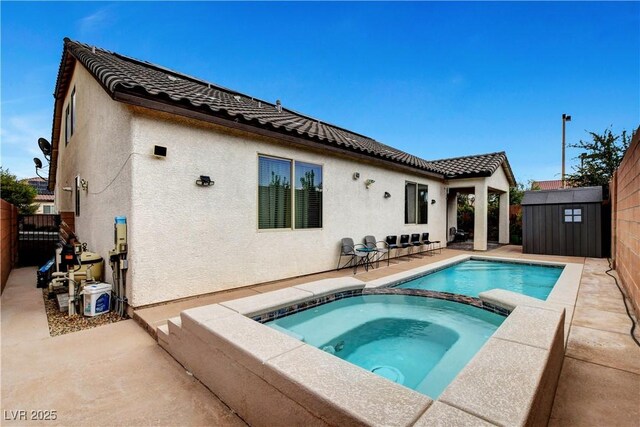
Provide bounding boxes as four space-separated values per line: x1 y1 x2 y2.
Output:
566 128 631 187
509 182 526 205
0 168 38 214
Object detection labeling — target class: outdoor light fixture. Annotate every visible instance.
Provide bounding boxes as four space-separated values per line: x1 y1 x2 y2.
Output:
431 199 437 205
384 192 391 198
196 175 214 187
80 179 89 192
353 172 360 180
365 179 375 189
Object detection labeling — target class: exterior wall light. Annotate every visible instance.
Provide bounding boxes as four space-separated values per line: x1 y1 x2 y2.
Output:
365 179 375 189
431 199 436 204
353 172 360 180
196 175 214 186
384 192 391 198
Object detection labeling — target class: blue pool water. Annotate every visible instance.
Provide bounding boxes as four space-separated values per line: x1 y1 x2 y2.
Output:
265 294 504 398
396 259 563 299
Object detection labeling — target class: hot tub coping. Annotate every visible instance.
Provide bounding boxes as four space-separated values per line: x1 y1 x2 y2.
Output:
159 266 567 426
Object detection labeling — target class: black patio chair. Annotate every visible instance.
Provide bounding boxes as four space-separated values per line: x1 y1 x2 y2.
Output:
364 235 390 267
410 233 424 257
385 235 399 261
422 232 442 255
336 238 369 274
399 234 412 257
450 227 469 242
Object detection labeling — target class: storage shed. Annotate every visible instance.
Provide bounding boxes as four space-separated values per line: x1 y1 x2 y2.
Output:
522 186 608 257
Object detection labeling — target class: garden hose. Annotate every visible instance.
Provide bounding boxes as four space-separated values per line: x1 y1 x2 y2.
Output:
606 258 640 347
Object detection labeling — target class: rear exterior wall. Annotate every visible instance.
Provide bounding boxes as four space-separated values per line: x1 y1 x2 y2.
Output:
127 108 448 307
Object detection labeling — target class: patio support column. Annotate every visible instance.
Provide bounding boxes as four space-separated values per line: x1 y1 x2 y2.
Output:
447 190 458 242
474 184 488 251
499 191 510 244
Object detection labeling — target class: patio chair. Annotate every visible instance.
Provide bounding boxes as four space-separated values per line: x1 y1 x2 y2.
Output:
336 238 370 274
385 235 399 262
410 233 424 257
450 227 469 242
364 235 390 267
399 234 412 257
422 232 442 255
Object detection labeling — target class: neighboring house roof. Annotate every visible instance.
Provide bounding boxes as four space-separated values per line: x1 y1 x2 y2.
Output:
531 180 563 190
522 186 603 205
22 177 54 201
430 152 515 184
49 38 516 188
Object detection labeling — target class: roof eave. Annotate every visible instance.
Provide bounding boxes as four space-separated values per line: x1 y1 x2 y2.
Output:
112 88 445 181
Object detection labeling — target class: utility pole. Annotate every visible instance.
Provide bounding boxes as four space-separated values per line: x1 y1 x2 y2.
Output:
562 113 572 188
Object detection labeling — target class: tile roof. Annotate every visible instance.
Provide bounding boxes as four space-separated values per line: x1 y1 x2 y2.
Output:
22 177 54 196
531 180 563 190
50 38 516 187
429 152 515 183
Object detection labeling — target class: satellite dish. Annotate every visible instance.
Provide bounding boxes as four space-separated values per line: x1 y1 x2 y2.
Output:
38 138 52 157
33 158 43 169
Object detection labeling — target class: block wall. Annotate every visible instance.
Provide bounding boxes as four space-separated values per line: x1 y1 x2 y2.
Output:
611 127 640 318
1 199 18 293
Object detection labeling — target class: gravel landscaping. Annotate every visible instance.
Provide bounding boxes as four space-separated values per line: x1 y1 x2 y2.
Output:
42 289 124 336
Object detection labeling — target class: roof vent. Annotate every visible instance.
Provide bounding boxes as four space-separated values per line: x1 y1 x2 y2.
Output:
258 101 262 108
167 75 177 81
92 46 96 54
276 100 282 112
234 95 241 102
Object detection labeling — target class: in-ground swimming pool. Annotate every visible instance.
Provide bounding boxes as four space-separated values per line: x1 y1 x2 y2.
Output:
395 259 563 299
266 294 504 398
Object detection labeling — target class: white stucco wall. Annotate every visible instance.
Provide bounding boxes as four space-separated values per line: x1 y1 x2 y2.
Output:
54 65 134 277
127 110 448 306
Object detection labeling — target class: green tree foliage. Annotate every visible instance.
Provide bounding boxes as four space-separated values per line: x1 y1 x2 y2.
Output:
566 128 631 187
0 168 38 214
509 182 526 205
457 194 474 233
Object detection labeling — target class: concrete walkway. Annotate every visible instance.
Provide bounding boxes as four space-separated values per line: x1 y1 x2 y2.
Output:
549 258 640 426
1 267 246 426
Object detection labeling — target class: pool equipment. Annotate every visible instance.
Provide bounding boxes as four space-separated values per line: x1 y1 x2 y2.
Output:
109 216 128 317
46 238 104 315
81 282 112 316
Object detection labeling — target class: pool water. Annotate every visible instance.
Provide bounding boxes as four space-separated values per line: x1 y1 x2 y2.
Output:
396 259 563 299
265 294 504 398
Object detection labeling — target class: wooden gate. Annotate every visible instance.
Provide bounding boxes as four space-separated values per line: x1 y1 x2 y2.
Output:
18 214 61 266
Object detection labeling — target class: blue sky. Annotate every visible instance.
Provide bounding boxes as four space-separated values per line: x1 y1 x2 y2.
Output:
2 2 638 183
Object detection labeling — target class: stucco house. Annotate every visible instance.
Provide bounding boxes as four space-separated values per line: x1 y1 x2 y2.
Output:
48 38 515 309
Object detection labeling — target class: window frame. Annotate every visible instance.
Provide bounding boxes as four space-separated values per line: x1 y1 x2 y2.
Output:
257 154 323 231
404 181 429 225
71 87 76 135
563 207 582 223
65 87 76 146
65 105 71 146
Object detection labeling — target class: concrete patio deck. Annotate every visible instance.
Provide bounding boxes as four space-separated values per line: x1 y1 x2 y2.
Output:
2 245 638 426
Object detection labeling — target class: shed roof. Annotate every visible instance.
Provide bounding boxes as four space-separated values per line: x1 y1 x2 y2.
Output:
48 38 516 188
522 186 603 205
